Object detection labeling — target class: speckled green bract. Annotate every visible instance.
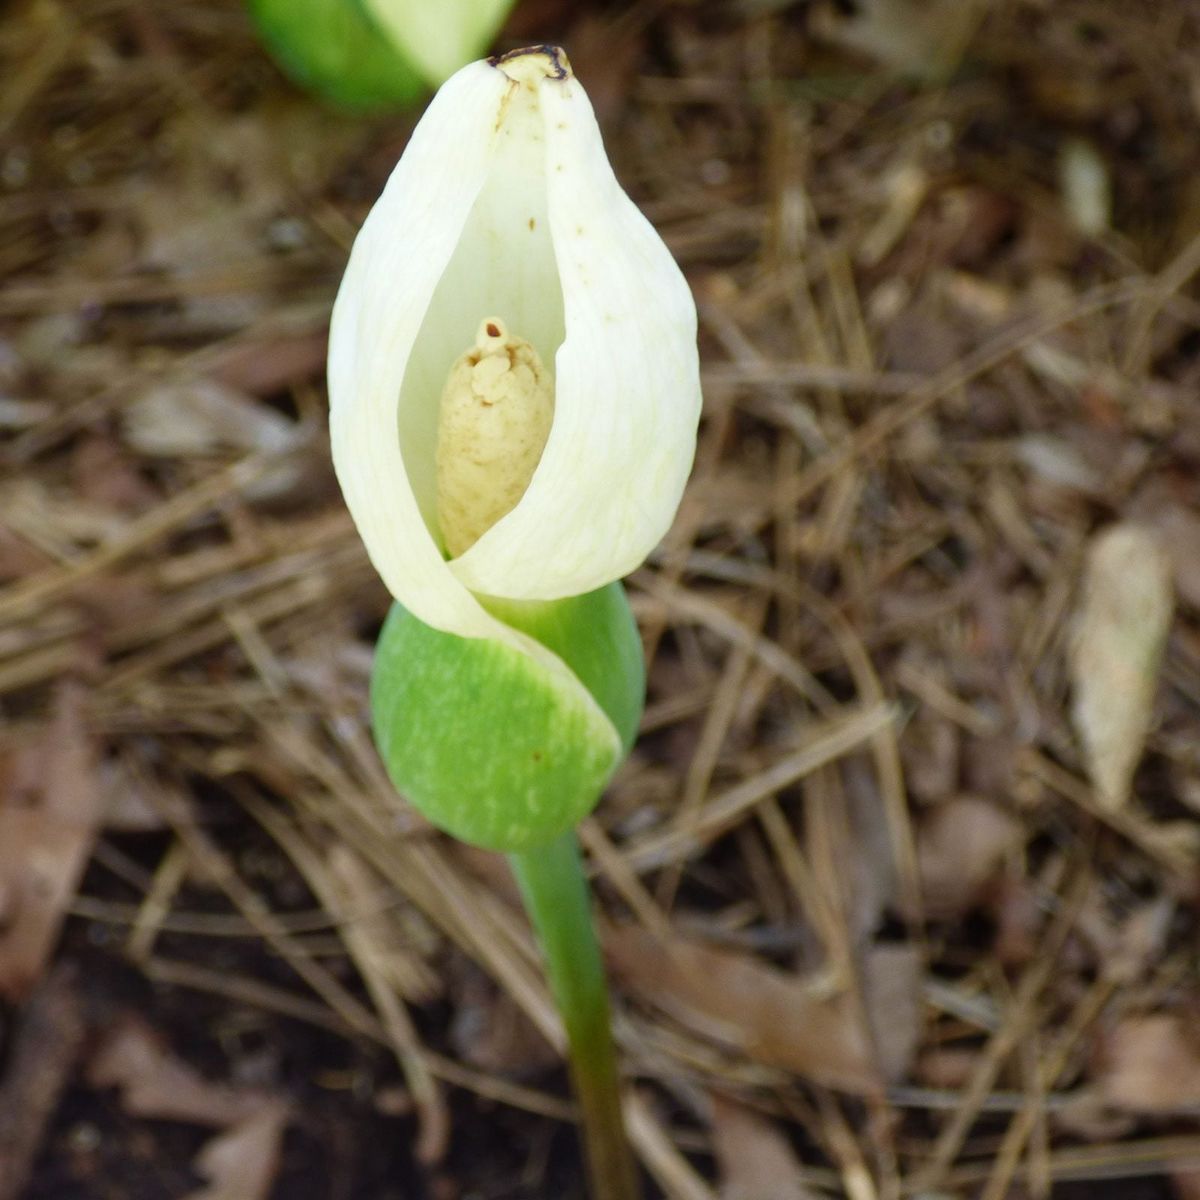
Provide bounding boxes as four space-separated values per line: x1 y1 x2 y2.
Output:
247 0 423 111
482 584 645 758
371 583 645 853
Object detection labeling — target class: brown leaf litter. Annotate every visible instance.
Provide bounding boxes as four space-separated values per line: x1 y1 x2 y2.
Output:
710 1094 818 1200
86 1015 291 1200
2 0 1200 1196
607 924 883 1094
0 683 103 1000
1070 522 1175 810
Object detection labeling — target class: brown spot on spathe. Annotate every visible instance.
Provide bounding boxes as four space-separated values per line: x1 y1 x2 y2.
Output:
489 45 572 82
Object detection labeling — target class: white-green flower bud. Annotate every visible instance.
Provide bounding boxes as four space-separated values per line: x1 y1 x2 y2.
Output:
328 47 699 849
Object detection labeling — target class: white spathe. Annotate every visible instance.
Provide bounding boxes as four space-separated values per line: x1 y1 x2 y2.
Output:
363 0 514 86
328 46 701 661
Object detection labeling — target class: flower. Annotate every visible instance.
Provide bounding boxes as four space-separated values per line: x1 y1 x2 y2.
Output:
328 46 701 669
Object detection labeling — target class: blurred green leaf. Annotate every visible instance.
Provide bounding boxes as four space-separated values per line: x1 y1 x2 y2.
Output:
248 0 425 111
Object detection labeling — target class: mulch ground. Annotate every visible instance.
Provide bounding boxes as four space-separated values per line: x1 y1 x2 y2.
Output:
2 1 1200 1197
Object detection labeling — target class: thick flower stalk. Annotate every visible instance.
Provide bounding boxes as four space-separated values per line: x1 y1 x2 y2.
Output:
329 45 701 853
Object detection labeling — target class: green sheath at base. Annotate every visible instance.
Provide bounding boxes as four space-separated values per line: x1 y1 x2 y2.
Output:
371 583 645 852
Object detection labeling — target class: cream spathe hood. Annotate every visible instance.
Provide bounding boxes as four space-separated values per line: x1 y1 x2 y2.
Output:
328 46 701 658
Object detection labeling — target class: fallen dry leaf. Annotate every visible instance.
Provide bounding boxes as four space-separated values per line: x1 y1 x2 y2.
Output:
836 760 901 945
183 1101 290 1200
0 684 104 1001
1077 892 1174 985
87 1014 279 1128
0 964 87 1200
862 944 922 1083
606 925 881 1094
0 523 51 582
711 1095 816 1200
123 378 299 459
916 1046 979 1090
1095 1012 1200 1113
991 875 1045 966
1070 523 1174 809
1014 433 1104 494
916 795 1023 919
70 433 159 514
1059 137 1112 237
209 324 328 397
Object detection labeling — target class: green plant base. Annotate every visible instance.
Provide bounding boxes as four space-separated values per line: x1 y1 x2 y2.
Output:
370 583 644 852
511 831 642 1200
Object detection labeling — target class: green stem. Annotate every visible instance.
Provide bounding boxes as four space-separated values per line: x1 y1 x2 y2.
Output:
510 831 641 1200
